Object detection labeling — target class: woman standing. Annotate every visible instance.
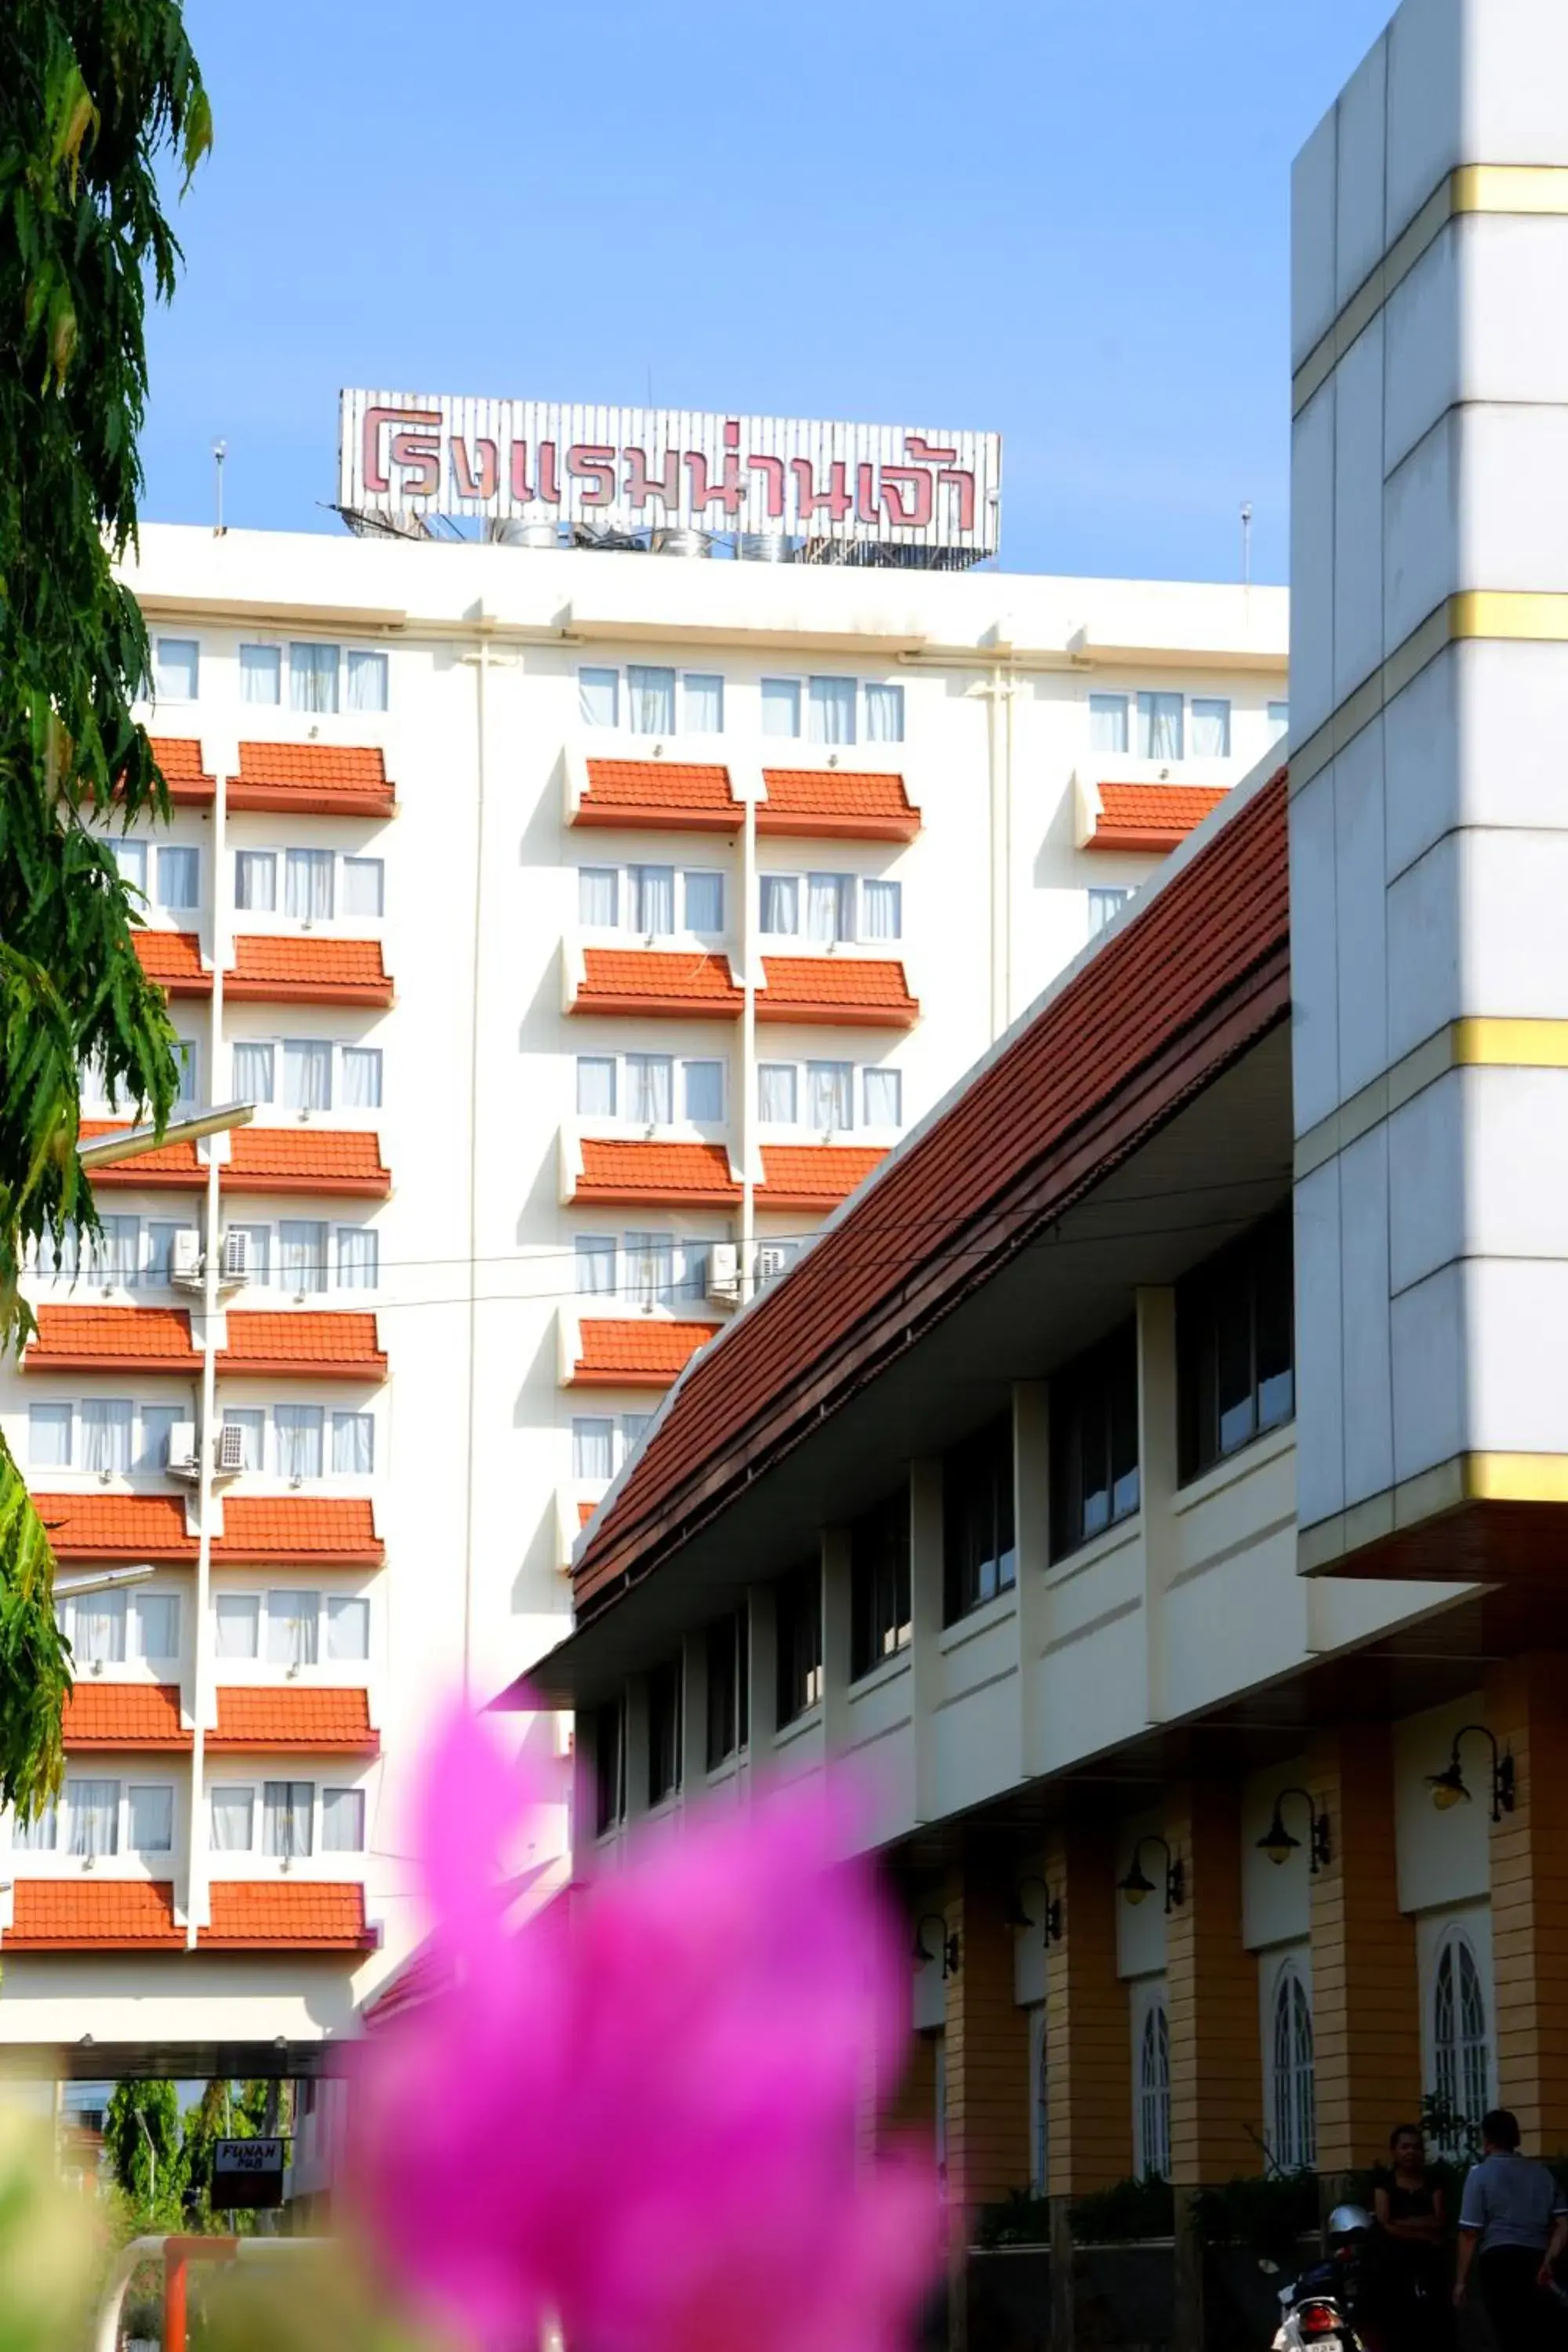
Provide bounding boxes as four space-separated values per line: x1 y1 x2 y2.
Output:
1374 2124 1452 2352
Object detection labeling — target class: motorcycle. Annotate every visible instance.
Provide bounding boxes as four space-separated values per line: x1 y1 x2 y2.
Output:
1272 2205 1385 2352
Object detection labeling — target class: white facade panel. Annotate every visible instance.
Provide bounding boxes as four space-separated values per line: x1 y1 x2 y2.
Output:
1336 34 1390 313
1288 766 1341 1130
1290 386 1337 741
1385 830 1459 1062
1465 1256 1568 1454
1384 0 1464 249
1333 321 1387 709
1294 1161 1346 1529
1292 109 1341 368
1389 1260 1468 1485
1387 1069 1465 1298
1460 404 1568 599
1338 1126 1396 1510
1383 645 1459 884
1383 227 1460 477
1334 718 1389 1101
1382 413 1455 659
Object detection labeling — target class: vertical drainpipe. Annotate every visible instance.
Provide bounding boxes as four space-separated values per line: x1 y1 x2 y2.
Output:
739 769 758 1301
187 749 227 1947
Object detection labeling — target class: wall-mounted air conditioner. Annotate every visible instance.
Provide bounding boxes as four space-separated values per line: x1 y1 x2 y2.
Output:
706 1243 741 1307
215 1421 248 1474
219 1229 252 1284
170 1230 205 1291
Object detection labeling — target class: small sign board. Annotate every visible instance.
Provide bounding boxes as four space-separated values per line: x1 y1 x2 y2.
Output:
213 2137 287 2210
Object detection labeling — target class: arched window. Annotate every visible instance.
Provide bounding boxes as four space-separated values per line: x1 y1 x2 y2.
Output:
1272 1967 1316 2171
1433 1933 1490 2147
1029 2006 1049 2194
1138 2000 1171 2180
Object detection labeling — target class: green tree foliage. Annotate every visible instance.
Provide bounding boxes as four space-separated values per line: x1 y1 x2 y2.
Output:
105 2080 187 2230
0 4 210 1814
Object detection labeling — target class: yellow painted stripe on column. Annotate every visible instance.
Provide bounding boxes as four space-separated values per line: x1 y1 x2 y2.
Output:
1454 1016 1568 1069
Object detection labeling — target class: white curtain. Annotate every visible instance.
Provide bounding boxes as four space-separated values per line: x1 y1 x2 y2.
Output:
1138 692 1184 760
210 1788 254 1851
761 678 800 738
576 1058 617 1117
337 1227 379 1289
98 1216 141 1287
263 1780 314 1858
578 867 619 928
280 1221 328 1292
342 1048 382 1109
807 1062 854 1133
144 1222 184 1285
343 856 384 917
346 649 388 711
682 871 724 933
285 848 335 920
626 1055 673 1124
113 839 149 895
274 1408 323 1482
80 1400 132 1475
321 1788 366 1853
132 1592 180 1658
1190 699 1231 758
759 875 798 935
233 1041 275 1103
136 1404 181 1472
807 873 855 943
630 865 675 935
682 673 723 733
862 879 901 940
332 1411 375 1474
73 1592 126 1663
1089 695 1128 753
681 1061 724 1122
28 1403 72 1468
289 643 339 713
14 1799 58 1852
808 677 856 744
864 682 904 742
578 667 619 727
234 850 277 910
223 1409 265 1470
154 639 198 699
1087 887 1129 938
575 1237 616 1295
624 1233 673 1308
267 1589 320 1665
214 1594 260 1659
627 666 676 735
863 1068 902 1127
157 847 199 909
326 1597 369 1661
70 1780 120 1858
239 644 281 705
758 1065 797 1123
282 1040 332 1111
572 1418 615 1479
128 1784 173 1853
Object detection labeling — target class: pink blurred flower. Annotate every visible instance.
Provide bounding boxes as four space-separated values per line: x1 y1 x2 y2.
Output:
351 1704 941 2352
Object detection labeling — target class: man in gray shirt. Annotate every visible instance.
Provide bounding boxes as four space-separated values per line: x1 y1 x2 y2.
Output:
1455 2109 1568 2352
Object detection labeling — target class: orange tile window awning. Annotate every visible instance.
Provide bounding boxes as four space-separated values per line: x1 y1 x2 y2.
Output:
227 937 394 1007
208 1687 379 1755
571 1319 720 1388
3 1881 185 1951
25 1305 197 1374
132 931 209 995
573 1140 741 1208
1087 782 1230 853
82 1125 391 1198
577 1500 598 1530
200 1882 376 1951
572 949 742 1019
34 1493 196 1563
757 1145 886 1210
575 760 742 832
231 742 395 818
758 769 921 842
150 737 218 805
62 1683 191 1751
220 1312 387 1381
757 957 918 1028
34 1493 384 1568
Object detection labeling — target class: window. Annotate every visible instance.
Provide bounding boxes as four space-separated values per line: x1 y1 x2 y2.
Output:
761 677 801 738
137 1404 182 1472
647 1657 683 1806
233 1041 275 1103
806 1061 854 1134
624 1233 673 1311
132 1592 180 1659
214 1593 260 1657
346 649 389 712
572 1417 615 1482
342 1047 383 1110
629 864 675 936
232 851 277 914
682 870 724 933
222 1409 265 1473
705 1609 749 1769
593 1697 626 1835
579 867 619 928
863 878 902 940
210 1788 255 1851
759 874 800 935
154 638 199 701
14 1798 58 1853
775 1563 823 1727
943 1416 1017 1623
1268 700 1290 744
1089 693 1128 753
267 1588 320 1667
1191 698 1231 759
157 845 199 910
577 1056 617 1118
337 1227 379 1290
322 1786 366 1851
128 1784 174 1854
1029 2007 1049 2195
343 857 385 917
327 1596 370 1661
1433 1933 1490 2148
285 848 334 921
1050 1324 1140 1559
290 643 339 713
279 1221 328 1294
144 1222 191 1287
229 1225 270 1286
274 1406 325 1483
263 1779 314 1858
682 1060 724 1122
70 1780 121 1859
575 1236 616 1295
758 1063 798 1124
677 1243 710 1302
282 1040 332 1112
172 1038 198 1106
66 1590 126 1665
850 1489 911 1680
1087 887 1130 937
807 871 856 944
626 1054 673 1125
684 673 724 732
1137 2000 1171 2180
808 677 856 745
332 1410 375 1475
28 1403 71 1468
1137 691 1184 760
111 838 149 896
1177 1209 1294 1481
579 667 619 728
81 1399 133 1475
240 644 281 704
90 1215 141 1288
627 665 676 735
622 1411 653 1451
863 1068 902 1128
865 681 905 742
1271 1968 1316 2172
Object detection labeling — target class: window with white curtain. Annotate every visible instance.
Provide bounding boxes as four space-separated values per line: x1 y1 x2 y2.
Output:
1271 1968 1316 2171
214 1594 260 1658
761 678 801 738
683 674 724 732
1088 887 1130 938
578 867 619 928
758 1064 798 1123
144 1222 189 1287
240 644 281 705
290 644 339 713
81 1399 133 1475
173 1038 198 1106
280 1221 328 1294
682 871 724 932
1137 691 1185 760
1137 2000 1171 2180
322 1787 366 1853
682 1061 724 1122
677 1243 710 1301
28 1403 72 1468
572 1417 615 1480
111 838 149 896
15 1798 58 1852
342 1047 383 1109
759 874 799 935
629 865 676 936
626 1054 673 1125
274 1407 324 1483
807 873 856 944
577 1057 617 1117
628 666 677 735
136 1404 182 1472
1089 693 1129 753
622 1412 654 1450
862 879 902 940
283 1040 332 1111
233 1041 275 1104
575 1236 617 1296
221 1408 265 1472
864 682 905 742
1190 698 1232 758
129 1784 174 1853
807 1062 854 1134
343 856 385 917
624 1232 674 1309
346 649 389 712
1433 1933 1490 2148
326 1597 369 1661
132 1592 180 1659
70 1780 121 1858
267 1589 320 1667
337 1227 379 1290
1268 701 1290 744
285 848 334 921
579 667 619 728
263 1779 314 1857
332 1411 375 1475
90 1215 142 1288
864 1068 902 1127
235 850 277 910
210 1788 254 1850
154 639 199 701
71 1590 127 1664
157 846 199 909
808 677 856 744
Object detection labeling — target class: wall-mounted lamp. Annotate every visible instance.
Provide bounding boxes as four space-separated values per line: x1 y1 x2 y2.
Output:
1427 1724 1515 1823
1005 1874 1063 1947
1257 1787 1332 1873
1118 1835 1184 1914
913 1912 960 1978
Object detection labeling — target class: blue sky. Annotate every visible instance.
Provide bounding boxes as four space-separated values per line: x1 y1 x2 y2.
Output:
144 0 1393 583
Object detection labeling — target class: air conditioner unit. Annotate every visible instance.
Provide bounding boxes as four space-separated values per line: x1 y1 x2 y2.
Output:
706 1243 741 1307
166 1420 200 1482
170 1230 204 1290
219 1228 251 1283
214 1421 248 1474
756 1243 797 1289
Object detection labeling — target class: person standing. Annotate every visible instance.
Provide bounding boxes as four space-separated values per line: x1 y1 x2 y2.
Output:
1374 2123 1450 2351
1455 2109 1568 2352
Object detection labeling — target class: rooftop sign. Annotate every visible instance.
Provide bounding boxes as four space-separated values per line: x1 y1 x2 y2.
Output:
339 393 1001 559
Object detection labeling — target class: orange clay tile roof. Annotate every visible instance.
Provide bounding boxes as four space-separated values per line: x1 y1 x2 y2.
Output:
200 1882 375 1950
4 1881 184 1951
227 936 394 1007
132 931 210 993
572 1319 720 1386
758 956 918 1027
79 1120 201 1186
82 1123 390 1196
576 760 742 831
231 742 395 817
757 1145 887 1208
577 1500 598 1529
574 1139 740 1207
26 1306 196 1371
574 949 742 1018
219 1312 386 1381
1090 782 1230 853
758 769 921 841
31 1494 384 1566
62 1684 191 1751
34 1493 195 1562
151 737 216 805
209 1687 378 1753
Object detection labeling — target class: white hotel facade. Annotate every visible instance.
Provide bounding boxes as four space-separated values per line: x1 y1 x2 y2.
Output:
0 517 1284 2072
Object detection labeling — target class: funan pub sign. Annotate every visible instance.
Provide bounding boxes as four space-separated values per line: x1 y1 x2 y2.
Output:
340 392 1001 557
